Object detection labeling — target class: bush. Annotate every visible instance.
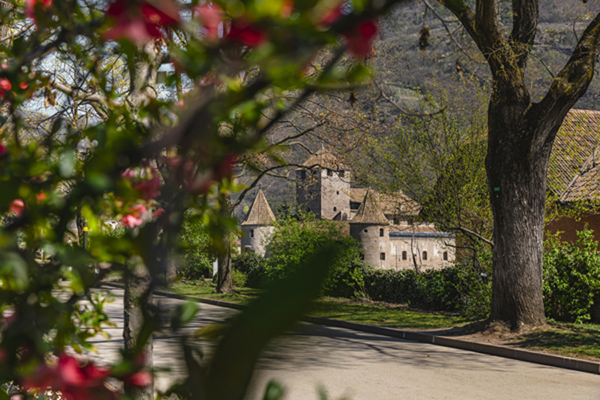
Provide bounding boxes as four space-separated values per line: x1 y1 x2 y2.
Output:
543 228 600 323
265 213 364 293
232 252 268 288
232 269 247 287
178 212 214 280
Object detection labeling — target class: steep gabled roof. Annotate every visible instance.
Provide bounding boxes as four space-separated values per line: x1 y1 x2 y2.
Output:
300 147 348 170
241 190 276 226
548 109 600 199
350 190 389 225
349 188 421 216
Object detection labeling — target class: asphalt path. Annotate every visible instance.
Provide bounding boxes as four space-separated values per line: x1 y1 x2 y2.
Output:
86 287 600 400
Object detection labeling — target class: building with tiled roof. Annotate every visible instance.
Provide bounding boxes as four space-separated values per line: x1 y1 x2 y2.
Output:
242 149 454 270
546 109 600 243
240 190 276 255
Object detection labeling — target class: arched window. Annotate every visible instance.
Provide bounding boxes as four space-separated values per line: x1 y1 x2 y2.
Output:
364 229 368 233
443 251 448 261
402 251 407 260
422 251 427 260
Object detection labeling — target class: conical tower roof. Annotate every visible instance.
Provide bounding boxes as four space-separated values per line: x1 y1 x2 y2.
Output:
241 190 276 226
350 190 389 225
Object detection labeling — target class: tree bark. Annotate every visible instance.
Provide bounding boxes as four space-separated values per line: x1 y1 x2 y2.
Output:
124 258 154 400
215 194 234 294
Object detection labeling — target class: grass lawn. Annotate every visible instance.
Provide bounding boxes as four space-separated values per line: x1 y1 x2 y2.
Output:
105 280 600 361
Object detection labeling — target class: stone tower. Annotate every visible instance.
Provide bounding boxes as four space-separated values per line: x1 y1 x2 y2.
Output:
240 190 276 256
349 191 391 269
296 147 351 220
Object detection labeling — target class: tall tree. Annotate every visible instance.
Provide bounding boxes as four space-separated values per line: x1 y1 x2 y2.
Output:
436 0 600 328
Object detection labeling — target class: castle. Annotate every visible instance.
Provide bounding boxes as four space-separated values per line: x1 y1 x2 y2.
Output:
241 148 455 270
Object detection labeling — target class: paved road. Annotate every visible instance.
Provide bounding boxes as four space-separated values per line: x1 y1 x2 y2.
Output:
87 287 600 400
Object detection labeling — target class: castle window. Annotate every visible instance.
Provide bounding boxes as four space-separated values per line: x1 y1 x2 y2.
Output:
250 229 254 238
379 228 384 237
336 191 339 195
443 251 448 261
402 251 407 260
300 170 306 179
364 229 368 233
327 169 333 176
422 251 427 260
380 252 386 261
333 207 337 212
350 202 361 210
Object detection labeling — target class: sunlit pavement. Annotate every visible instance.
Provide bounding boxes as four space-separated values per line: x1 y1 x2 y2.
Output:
87 287 600 400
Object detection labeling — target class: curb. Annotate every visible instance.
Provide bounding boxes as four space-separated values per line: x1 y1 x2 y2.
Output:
100 282 600 375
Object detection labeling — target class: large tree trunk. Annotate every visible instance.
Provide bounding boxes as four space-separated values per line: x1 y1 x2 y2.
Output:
124 259 154 399
215 193 234 293
486 105 548 328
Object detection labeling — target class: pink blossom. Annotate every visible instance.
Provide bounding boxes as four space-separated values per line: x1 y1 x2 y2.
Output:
9 199 24 216
196 3 222 41
36 192 47 203
134 175 161 200
121 214 143 228
121 168 136 180
153 208 165 217
0 143 6 156
25 0 52 26
0 78 11 91
125 371 153 387
105 0 180 44
130 203 147 216
319 2 343 26
23 354 116 400
227 20 267 47
343 19 378 57
19 81 28 90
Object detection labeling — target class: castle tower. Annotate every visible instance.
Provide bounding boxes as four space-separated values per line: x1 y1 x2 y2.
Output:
350 190 391 269
240 190 276 256
296 147 351 220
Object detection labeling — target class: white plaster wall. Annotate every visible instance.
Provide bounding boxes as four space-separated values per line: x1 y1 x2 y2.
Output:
241 225 275 256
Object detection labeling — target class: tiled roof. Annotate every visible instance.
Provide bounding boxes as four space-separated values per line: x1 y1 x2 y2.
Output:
300 147 348 170
350 190 389 225
561 162 600 202
350 188 421 216
241 190 276 226
548 109 600 199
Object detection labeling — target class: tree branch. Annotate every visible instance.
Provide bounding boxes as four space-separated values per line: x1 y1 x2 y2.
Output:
510 0 539 68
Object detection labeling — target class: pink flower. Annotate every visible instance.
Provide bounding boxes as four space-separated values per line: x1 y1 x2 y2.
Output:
227 20 267 47
19 81 28 90
122 214 143 228
0 143 6 156
121 168 136 180
320 2 343 26
130 204 147 216
105 0 180 43
196 3 222 41
343 19 378 57
153 208 165 217
36 192 47 203
25 0 52 26
23 355 116 400
134 175 161 200
0 78 11 91
125 371 153 387
9 199 24 216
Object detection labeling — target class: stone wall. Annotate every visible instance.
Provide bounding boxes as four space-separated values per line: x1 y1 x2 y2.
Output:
296 169 321 217
350 224 390 269
241 225 275 256
320 168 351 220
389 232 455 270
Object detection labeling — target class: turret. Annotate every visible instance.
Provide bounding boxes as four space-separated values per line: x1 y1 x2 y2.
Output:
349 191 391 269
296 147 351 220
240 190 276 256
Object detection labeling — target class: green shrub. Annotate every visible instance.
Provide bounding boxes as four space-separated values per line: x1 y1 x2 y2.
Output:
232 269 247 287
265 212 364 293
543 228 600 323
232 252 267 288
178 212 214 280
